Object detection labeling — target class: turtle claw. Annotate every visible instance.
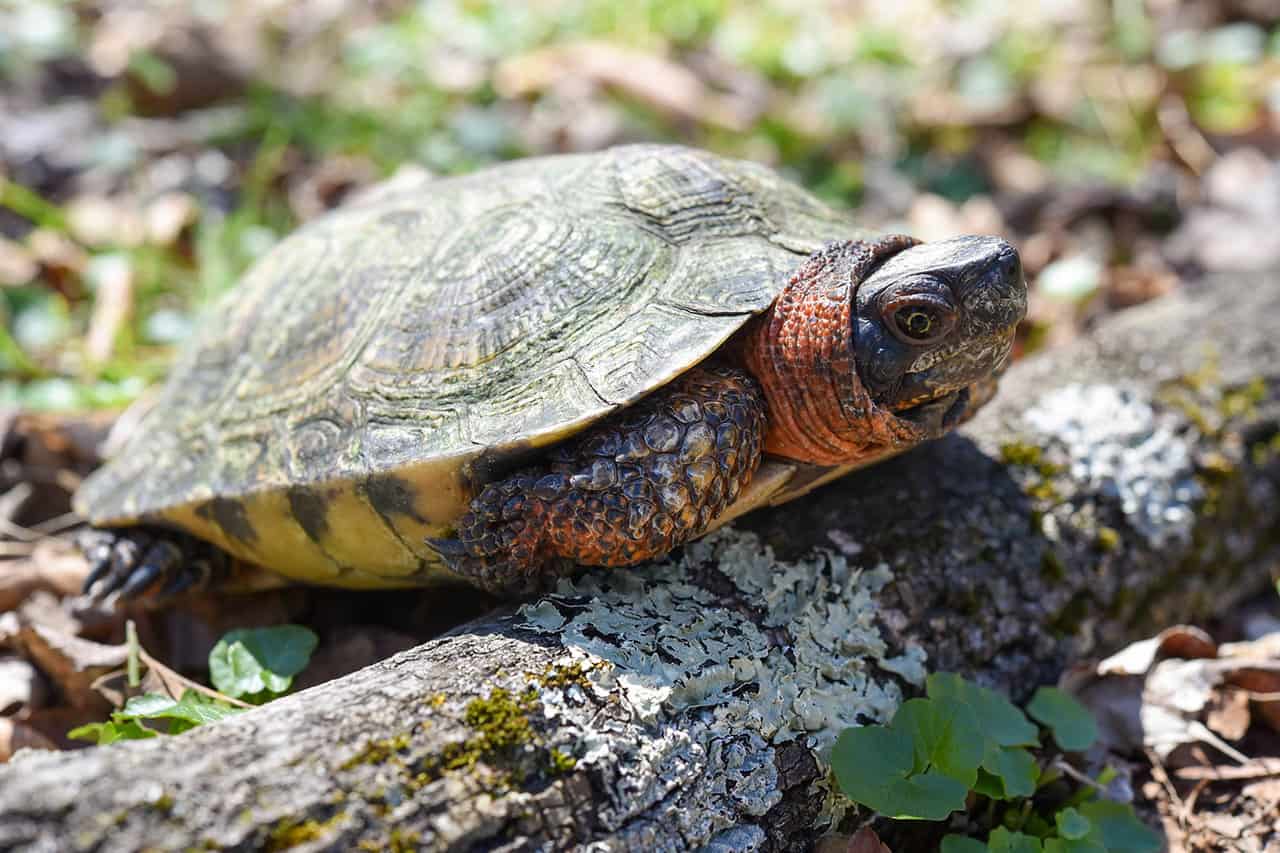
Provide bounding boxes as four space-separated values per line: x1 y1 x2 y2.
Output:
78 527 222 603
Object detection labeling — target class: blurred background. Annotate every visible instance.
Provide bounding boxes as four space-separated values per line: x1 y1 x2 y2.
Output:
1 4 1280 832
1 0 1278 415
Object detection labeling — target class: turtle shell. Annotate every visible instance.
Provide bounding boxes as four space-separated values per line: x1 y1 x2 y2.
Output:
75 145 858 587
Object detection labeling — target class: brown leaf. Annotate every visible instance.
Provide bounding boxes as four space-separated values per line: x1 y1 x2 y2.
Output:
1225 666 1280 732
848 826 893 853
495 41 761 132
0 539 91 613
1205 687 1252 741
15 622 126 710
0 717 57 762
1219 631 1280 661
1156 626 1218 661
0 655 48 714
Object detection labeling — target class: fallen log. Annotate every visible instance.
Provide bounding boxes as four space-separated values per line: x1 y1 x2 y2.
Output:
2 268 1278 852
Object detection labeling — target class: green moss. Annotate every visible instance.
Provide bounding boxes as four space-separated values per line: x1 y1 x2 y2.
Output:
1218 376 1266 419
548 747 578 775
999 442 1062 476
440 687 539 773
358 829 421 853
1095 526 1121 552
264 814 343 852
533 661 594 689
338 732 411 770
1000 441 1064 503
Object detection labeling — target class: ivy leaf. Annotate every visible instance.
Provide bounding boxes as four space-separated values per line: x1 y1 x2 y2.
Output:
1027 688 1099 752
208 625 317 699
989 827 1044 853
927 673 1039 747
940 835 987 853
1043 839 1106 853
67 717 158 744
1078 801 1162 853
972 767 1007 799
122 691 244 733
831 725 968 819
893 697 984 787
881 770 972 820
1055 807 1092 840
981 743 1040 799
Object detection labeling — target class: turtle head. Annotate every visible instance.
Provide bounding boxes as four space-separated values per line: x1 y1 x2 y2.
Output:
853 235 1026 436
741 233 1024 466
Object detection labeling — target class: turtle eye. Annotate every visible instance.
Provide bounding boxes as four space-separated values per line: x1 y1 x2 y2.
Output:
883 296 956 345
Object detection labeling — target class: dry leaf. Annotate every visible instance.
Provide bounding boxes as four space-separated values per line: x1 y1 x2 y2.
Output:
1205 688 1252 741
0 717 57 762
84 254 134 365
848 826 892 853
0 655 48 714
0 539 92 612
495 41 760 131
15 622 126 709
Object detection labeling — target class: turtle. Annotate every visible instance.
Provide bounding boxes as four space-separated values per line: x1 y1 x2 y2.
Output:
75 144 1025 599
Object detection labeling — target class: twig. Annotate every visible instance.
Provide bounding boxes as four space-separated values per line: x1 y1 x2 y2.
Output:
32 512 87 536
1146 748 1192 831
1174 759 1280 782
0 541 37 556
1051 758 1107 793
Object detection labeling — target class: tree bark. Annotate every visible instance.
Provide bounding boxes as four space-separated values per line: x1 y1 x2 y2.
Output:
2 270 1278 853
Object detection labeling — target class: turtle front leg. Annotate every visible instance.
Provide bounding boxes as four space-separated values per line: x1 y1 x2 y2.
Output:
78 526 232 601
433 365 766 594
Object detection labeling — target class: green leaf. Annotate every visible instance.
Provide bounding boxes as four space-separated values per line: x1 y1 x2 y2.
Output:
881 770 971 820
989 827 1044 853
1027 688 1099 752
1044 839 1106 853
122 691 244 733
893 697 984 787
941 836 987 853
1078 801 1162 853
208 625 317 699
831 724 914 811
1055 807 1092 840
831 726 968 819
982 744 1040 799
67 717 158 744
972 767 1007 799
927 673 1039 747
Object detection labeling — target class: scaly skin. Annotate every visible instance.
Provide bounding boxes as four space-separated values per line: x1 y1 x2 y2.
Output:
739 234 929 464
442 365 765 593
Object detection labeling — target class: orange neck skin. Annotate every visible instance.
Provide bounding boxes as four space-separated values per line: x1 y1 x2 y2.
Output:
737 235 927 466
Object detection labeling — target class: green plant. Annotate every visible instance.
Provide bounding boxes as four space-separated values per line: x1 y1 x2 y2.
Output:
831 673 1160 852
208 625 319 702
68 624 318 743
69 690 244 744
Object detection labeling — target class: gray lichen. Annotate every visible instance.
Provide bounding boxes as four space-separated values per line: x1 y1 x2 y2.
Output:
519 528 924 834
1023 384 1201 546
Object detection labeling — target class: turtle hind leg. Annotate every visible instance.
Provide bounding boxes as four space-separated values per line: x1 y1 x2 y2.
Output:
78 526 231 602
432 365 766 595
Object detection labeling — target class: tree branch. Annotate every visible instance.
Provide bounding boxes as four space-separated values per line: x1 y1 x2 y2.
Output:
3 269 1278 852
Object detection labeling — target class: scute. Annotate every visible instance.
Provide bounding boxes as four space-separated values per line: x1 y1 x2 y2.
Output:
77 145 858 538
